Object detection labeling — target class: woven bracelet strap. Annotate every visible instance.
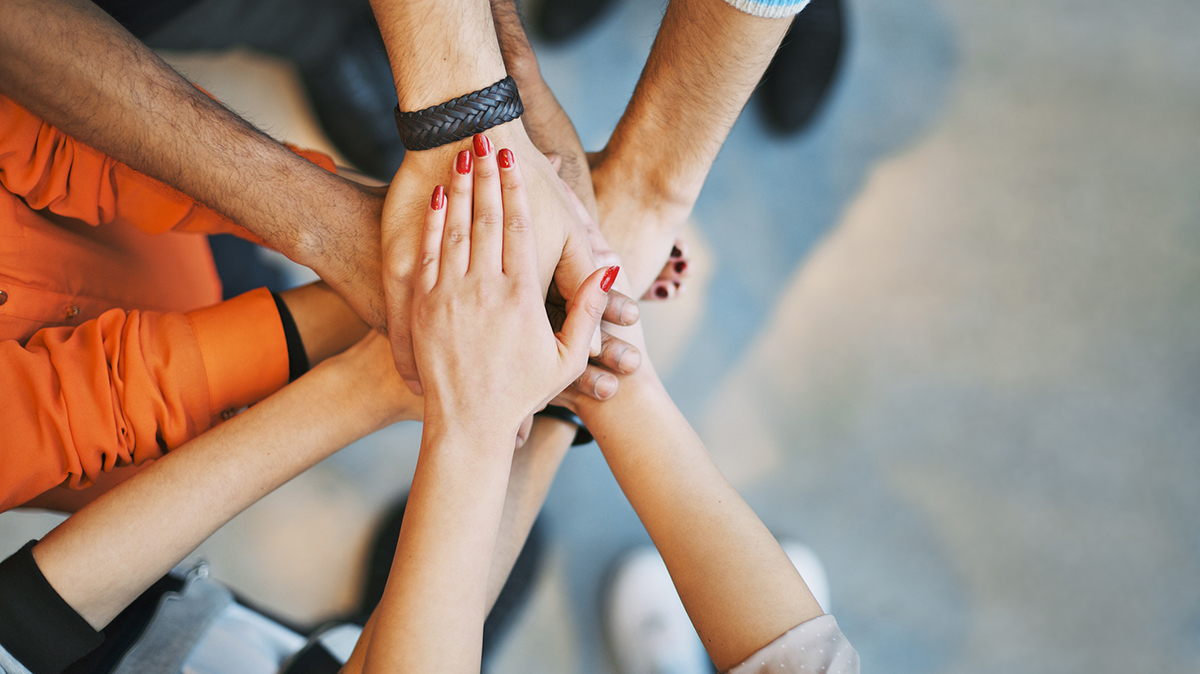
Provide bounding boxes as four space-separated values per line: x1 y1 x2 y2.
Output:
393 76 524 151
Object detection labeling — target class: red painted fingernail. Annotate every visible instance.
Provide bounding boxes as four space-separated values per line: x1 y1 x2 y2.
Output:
674 260 687 273
671 245 682 258
655 285 669 298
456 149 472 174
600 266 620 293
431 185 445 210
498 148 514 168
473 134 491 157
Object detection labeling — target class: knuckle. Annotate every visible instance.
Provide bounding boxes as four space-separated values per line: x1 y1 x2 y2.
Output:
444 226 469 245
477 210 504 229
505 214 533 234
474 162 498 179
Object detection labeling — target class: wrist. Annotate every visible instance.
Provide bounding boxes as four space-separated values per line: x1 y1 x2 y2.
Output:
421 413 520 457
573 367 664 428
592 148 698 226
401 118 531 169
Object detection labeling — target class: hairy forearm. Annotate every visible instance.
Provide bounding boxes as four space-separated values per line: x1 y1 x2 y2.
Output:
488 0 596 213
577 370 822 671
0 0 386 322
0 0 387 325
370 0 505 110
31 353 400 629
601 0 791 207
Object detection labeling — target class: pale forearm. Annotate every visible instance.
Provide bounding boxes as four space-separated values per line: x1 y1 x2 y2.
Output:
31 352 401 629
340 417 573 674
486 416 575 608
577 371 822 671
601 0 791 207
364 426 513 673
0 0 387 325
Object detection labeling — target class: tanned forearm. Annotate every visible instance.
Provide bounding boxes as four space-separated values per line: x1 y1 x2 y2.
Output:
600 0 791 207
0 0 387 326
279 282 371 366
488 0 597 215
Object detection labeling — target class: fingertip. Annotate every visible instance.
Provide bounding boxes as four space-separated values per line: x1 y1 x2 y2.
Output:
405 378 424 396
618 346 642 374
594 374 618 400
620 297 639 325
601 265 620 293
455 149 472 175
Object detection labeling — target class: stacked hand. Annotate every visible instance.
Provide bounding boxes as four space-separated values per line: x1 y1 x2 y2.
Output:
380 123 639 400
408 135 618 443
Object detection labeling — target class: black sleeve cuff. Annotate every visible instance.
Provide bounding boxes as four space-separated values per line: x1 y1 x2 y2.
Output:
0 541 103 674
534 405 594 446
271 291 310 383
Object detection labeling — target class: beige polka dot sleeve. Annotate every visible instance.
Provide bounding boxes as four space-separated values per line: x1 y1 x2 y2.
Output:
726 615 860 674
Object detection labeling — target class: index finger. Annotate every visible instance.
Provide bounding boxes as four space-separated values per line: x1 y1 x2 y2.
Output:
498 148 538 277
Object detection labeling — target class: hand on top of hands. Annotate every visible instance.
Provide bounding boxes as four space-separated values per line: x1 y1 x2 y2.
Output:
408 134 620 444
380 125 642 399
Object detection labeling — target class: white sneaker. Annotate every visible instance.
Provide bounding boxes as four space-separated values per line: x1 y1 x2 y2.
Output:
604 547 710 674
604 542 832 674
779 540 832 613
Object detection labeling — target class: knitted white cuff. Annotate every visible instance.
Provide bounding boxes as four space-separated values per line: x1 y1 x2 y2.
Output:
723 0 811 19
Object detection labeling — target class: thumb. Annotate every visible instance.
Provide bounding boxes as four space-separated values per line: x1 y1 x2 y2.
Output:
559 266 619 365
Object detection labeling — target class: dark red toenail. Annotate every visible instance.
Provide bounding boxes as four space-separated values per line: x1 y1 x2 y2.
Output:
675 261 687 273
671 245 682 258
655 286 669 298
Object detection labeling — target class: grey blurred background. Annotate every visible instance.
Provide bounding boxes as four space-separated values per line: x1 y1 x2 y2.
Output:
2 0 1198 672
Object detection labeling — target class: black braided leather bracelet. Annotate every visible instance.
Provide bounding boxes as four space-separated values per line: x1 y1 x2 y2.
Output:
393 76 524 151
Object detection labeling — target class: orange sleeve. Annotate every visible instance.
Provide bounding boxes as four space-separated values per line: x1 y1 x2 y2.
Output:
0 288 289 512
0 96 336 245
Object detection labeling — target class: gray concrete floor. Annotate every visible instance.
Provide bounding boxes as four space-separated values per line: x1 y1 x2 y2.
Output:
2 0 1199 672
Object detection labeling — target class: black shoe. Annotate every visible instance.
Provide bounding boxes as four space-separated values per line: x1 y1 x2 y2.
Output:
355 495 546 661
534 0 624 44
299 12 405 181
759 0 847 136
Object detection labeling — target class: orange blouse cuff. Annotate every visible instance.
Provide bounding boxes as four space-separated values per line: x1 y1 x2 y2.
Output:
187 287 290 420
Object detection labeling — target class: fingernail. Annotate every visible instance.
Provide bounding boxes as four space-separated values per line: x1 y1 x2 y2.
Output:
674 260 687 273
473 133 491 157
498 148 514 168
405 379 424 395
600 266 620 293
431 185 445 210
618 347 641 374
456 149 472 175
595 374 618 399
654 284 669 299
620 298 639 325
671 245 682 258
